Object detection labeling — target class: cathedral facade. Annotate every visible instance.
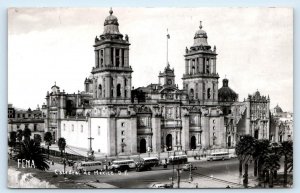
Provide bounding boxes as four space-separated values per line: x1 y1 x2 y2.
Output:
43 9 271 156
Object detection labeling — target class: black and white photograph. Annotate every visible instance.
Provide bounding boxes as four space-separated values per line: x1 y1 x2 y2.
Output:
7 7 293 189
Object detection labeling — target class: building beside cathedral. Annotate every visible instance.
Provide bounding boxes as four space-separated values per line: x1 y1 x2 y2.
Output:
270 104 293 142
43 9 271 156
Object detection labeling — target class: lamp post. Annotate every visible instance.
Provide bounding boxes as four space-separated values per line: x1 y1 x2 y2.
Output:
171 151 175 186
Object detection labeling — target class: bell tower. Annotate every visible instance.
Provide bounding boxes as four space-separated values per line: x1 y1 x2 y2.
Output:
91 8 133 104
182 21 219 105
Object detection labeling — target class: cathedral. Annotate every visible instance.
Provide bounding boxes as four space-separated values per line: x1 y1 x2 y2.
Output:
42 9 271 156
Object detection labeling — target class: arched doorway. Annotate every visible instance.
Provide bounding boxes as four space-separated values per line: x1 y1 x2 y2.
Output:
140 138 146 153
190 136 196 150
166 134 172 151
227 136 231 147
254 130 259 139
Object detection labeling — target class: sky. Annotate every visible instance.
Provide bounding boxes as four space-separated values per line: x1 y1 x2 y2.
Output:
8 7 293 112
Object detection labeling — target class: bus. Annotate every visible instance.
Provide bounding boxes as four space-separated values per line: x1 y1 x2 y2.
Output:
136 157 160 172
111 159 136 172
207 152 230 161
77 161 104 172
168 155 188 165
142 157 160 167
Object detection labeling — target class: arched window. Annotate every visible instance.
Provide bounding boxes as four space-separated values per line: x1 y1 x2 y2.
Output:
207 88 211 99
98 84 102 98
192 66 195 74
190 88 194 99
117 84 121 97
125 90 127 98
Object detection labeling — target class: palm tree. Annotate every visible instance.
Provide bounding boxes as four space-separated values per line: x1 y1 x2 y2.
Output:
44 132 53 159
58 138 66 158
58 137 67 175
23 128 32 142
16 139 49 171
252 139 270 184
33 134 42 146
280 141 293 187
235 135 257 188
262 153 281 188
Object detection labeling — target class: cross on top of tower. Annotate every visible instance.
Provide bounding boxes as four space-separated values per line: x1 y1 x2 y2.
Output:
109 7 113 15
200 21 203 29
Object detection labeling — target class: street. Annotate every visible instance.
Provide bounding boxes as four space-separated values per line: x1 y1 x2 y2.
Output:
51 158 251 188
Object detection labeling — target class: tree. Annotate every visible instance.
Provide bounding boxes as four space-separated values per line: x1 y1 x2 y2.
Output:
235 135 257 188
33 134 42 146
279 141 293 187
44 132 53 159
16 139 49 171
262 153 281 188
58 137 67 175
23 128 32 142
58 138 66 158
252 139 270 184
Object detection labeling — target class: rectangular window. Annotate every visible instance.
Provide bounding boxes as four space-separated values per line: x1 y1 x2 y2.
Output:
98 126 100 135
116 49 120 67
72 124 74 132
63 124 65 131
122 49 125 67
111 48 114 65
81 125 83 133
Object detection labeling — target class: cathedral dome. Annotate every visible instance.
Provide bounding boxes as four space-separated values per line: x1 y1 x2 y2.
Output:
192 21 210 48
218 78 238 102
274 104 283 113
101 8 123 38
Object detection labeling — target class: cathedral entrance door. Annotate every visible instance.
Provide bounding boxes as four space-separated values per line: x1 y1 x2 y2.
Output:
190 136 196 150
140 138 146 153
166 134 172 151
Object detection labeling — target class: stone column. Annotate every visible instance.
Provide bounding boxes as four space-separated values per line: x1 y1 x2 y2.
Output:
181 113 190 151
189 60 193 74
106 76 111 98
128 77 132 99
121 76 125 98
107 117 117 156
95 50 99 67
199 57 203 73
120 48 123 67
185 59 189 74
213 58 216 74
202 116 210 148
152 114 161 153
113 76 117 99
129 116 137 154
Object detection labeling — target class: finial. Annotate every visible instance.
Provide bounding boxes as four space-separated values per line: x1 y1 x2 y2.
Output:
200 21 202 29
54 81 56 86
109 7 113 15
225 74 227 78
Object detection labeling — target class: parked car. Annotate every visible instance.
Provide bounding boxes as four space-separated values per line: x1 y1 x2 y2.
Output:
182 163 197 171
150 183 173 188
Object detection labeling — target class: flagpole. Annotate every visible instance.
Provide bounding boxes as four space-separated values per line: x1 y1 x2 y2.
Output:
167 28 168 67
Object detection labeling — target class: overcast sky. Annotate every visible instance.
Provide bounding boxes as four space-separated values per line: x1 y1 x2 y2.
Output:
8 7 293 112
